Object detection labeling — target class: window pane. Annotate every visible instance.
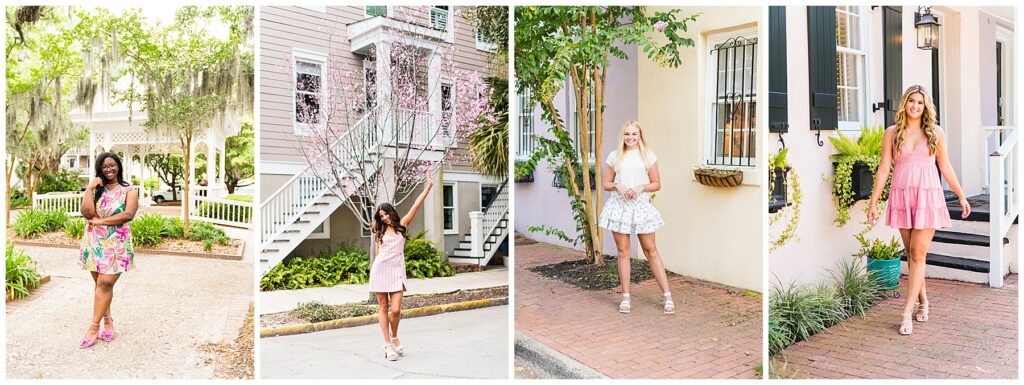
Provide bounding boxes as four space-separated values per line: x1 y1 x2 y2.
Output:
836 6 861 50
443 185 454 206
295 94 321 124
366 6 386 17
296 72 320 93
443 208 453 230
708 35 757 166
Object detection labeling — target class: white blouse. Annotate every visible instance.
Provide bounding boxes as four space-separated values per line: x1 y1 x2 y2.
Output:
606 149 657 189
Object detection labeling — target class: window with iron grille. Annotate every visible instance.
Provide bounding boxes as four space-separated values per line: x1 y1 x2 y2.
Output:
706 31 757 167
517 88 535 158
572 83 597 161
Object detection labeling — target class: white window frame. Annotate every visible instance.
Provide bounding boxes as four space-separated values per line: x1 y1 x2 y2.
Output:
292 48 328 136
836 6 871 132
442 182 458 235
308 219 331 240
703 27 759 168
429 6 455 43
364 6 390 18
440 80 454 137
476 28 497 52
516 88 535 159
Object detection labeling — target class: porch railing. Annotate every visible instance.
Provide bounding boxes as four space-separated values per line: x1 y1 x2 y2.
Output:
986 125 1018 288
468 183 509 260
32 192 83 216
188 186 253 229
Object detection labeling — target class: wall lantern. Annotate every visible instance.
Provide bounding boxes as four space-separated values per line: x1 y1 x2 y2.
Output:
915 7 940 50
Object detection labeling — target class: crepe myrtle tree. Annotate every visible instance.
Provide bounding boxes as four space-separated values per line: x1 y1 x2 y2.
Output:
515 6 698 265
290 6 497 243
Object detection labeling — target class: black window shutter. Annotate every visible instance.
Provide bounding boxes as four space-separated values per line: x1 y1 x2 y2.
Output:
769 6 789 133
883 6 903 126
807 6 838 131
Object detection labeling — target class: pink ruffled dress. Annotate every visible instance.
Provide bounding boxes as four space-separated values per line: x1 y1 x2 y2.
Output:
885 137 951 229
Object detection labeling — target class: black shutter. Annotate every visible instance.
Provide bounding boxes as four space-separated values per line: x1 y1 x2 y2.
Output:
883 6 903 126
807 6 838 131
769 6 789 133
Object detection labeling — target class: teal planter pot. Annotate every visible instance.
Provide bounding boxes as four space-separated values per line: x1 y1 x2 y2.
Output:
867 257 901 290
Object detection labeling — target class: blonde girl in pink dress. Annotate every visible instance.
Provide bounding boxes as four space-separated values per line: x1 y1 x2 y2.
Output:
867 85 971 335
369 168 434 361
77 152 139 348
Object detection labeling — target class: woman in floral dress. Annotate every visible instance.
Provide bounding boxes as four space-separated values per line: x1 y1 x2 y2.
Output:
78 152 139 348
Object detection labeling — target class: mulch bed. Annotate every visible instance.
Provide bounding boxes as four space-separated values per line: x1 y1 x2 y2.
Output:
199 303 254 379
529 255 654 291
260 286 509 329
9 229 242 256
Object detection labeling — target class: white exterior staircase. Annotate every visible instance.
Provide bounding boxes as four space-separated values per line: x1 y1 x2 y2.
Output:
449 183 509 266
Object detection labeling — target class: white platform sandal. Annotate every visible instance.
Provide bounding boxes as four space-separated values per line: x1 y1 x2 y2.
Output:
618 293 631 314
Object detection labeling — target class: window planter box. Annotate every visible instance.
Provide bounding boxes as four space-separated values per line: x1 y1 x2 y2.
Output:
515 171 534 183
552 164 597 190
832 161 875 201
769 166 790 213
693 167 743 187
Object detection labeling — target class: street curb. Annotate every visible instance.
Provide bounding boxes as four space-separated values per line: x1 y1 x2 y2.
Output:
13 240 244 260
515 331 609 379
260 296 508 338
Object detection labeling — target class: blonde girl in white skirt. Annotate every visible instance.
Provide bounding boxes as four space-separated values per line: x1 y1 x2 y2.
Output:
598 120 675 314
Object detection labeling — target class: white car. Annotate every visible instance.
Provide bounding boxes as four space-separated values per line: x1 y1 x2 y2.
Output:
151 186 182 203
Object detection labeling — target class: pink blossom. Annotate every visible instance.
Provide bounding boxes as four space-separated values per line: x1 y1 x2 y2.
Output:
654 21 668 32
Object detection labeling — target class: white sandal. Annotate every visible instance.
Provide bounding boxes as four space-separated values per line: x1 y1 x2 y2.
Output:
391 337 405 356
898 313 913 335
384 344 398 361
916 302 929 322
663 292 676 315
618 293 631 314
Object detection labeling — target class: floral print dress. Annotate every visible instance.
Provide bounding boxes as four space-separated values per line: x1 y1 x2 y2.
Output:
80 184 135 274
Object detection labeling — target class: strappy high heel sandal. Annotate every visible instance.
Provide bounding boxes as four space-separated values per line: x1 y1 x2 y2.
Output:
383 344 398 361
391 337 405 356
915 302 929 322
898 313 913 335
79 322 100 349
663 292 676 315
618 293 631 314
99 316 116 342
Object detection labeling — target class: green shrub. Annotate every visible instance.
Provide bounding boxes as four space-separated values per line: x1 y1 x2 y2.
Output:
37 169 83 194
404 238 455 279
9 196 31 209
261 248 371 291
131 213 167 247
188 221 230 246
831 258 884 316
64 218 87 239
6 243 41 300
853 234 902 260
12 208 68 238
291 301 340 323
164 217 184 238
768 282 848 355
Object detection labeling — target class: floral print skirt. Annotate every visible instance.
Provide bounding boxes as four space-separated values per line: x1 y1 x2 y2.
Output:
599 192 664 234
80 222 135 275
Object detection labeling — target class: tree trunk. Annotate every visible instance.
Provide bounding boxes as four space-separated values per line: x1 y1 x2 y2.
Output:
6 155 16 223
543 101 594 261
594 64 606 253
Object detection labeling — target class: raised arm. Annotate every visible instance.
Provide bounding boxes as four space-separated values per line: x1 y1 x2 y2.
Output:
90 188 139 227
80 178 103 219
867 127 897 225
401 171 434 227
934 126 971 218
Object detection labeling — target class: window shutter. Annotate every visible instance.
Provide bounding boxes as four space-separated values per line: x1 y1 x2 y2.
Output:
806 6 838 131
883 6 903 126
769 6 789 133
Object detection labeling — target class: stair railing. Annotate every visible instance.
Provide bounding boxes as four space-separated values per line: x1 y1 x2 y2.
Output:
987 125 1018 288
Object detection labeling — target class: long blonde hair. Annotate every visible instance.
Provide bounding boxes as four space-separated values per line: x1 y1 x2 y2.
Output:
612 120 652 171
893 85 939 155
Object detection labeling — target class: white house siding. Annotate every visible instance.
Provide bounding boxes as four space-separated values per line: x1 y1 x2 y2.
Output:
769 6 1014 286
638 6 763 292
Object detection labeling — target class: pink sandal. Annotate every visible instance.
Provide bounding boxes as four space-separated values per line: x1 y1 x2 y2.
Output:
79 323 100 349
99 316 116 342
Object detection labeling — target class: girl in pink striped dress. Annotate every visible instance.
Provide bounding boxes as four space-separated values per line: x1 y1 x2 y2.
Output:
369 172 433 361
867 85 971 336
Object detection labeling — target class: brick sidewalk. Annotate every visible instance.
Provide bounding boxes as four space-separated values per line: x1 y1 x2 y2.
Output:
515 241 762 379
772 275 1018 379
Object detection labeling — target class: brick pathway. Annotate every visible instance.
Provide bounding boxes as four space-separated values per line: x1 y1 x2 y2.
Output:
515 241 762 379
773 275 1018 379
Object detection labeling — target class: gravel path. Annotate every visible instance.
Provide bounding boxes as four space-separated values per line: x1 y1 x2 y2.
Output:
5 245 253 379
